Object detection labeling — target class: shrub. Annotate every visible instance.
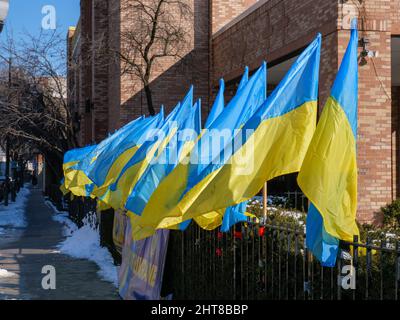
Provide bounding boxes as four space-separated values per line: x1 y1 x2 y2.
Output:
381 199 400 229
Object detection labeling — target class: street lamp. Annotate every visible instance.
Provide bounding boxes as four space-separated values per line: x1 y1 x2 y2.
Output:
0 0 9 33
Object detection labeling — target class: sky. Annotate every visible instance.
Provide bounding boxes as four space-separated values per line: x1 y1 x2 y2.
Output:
4 0 80 38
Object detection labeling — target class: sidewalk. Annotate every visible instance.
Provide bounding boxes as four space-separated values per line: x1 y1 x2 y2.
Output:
0 187 119 300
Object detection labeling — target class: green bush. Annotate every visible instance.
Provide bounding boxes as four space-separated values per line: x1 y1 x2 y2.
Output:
381 199 400 229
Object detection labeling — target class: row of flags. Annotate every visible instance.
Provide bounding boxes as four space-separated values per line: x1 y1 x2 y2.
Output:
61 22 360 268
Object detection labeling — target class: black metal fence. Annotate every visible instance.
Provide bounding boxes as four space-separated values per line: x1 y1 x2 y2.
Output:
51 188 400 300
164 220 400 300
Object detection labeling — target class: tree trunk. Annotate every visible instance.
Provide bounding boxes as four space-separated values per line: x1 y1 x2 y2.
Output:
144 84 156 116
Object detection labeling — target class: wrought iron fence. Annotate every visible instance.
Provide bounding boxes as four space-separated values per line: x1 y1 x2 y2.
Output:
163 220 400 300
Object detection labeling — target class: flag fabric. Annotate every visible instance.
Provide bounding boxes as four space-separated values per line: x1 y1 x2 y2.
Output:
218 67 256 232
85 112 163 197
189 65 264 231
62 145 97 195
204 79 225 128
220 202 249 233
297 21 359 267
133 34 321 240
125 99 202 216
100 88 194 210
118 217 170 300
64 115 150 197
129 64 263 238
132 63 267 240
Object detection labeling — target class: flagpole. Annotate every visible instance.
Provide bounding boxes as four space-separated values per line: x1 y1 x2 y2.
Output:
263 182 268 221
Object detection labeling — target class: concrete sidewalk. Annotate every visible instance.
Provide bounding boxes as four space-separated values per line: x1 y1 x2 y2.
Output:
0 187 119 300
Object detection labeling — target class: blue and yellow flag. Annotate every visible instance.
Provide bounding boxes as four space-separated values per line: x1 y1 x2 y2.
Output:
125 99 202 216
64 115 149 197
85 112 164 197
298 21 359 267
131 64 267 239
134 35 321 240
168 65 260 234
205 79 225 129
175 78 228 231
100 88 194 210
62 145 97 195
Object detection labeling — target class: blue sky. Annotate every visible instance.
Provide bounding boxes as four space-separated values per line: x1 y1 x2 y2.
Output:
4 0 80 37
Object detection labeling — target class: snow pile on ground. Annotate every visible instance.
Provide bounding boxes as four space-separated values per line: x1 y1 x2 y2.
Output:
0 269 17 278
47 202 118 287
46 201 77 237
0 187 30 229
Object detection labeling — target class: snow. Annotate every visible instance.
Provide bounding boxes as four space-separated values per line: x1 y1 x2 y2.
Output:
0 187 30 229
46 201 118 287
0 269 17 278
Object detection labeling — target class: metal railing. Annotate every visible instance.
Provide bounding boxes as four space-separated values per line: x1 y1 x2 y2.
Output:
164 220 400 300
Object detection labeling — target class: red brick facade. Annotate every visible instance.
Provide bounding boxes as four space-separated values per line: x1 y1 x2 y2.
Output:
67 0 400 223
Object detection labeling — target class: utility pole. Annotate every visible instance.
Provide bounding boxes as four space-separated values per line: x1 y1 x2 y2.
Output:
0 0 10 205
4 136 9 205
4 57 11 206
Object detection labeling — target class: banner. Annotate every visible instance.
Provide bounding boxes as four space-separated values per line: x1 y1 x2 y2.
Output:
112 209 127 254
118 217 170 300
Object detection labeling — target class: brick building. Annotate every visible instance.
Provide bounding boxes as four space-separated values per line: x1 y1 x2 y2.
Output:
67 0 400 223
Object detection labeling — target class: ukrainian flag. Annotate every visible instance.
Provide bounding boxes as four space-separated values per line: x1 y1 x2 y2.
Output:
125 99 202 216
297 21 359 267
131 63 267 239
201 69 254 232
85 111 164 197
195 71 259 232
188 66 263 231
134 35 321 240
100 88 194 210
64 115 149 197
169 79 227 232
205 79 225 128
62 145 97 195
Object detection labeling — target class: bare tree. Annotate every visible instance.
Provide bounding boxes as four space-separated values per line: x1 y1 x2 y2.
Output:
0 30 79 180
114 0 193 115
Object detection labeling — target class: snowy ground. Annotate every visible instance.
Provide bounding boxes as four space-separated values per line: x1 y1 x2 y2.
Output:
0 269 17 278
45 201 118 287
0 188 31 233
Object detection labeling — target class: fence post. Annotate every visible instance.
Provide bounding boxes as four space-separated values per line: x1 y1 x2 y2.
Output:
366 236 371 300
337 250 342 300
181 232 185 299
293 225 298 300
380 239 384 300
396 240 400 301
353 235 359 300
303 240 310 300
263 182 268 219
233 228 236 300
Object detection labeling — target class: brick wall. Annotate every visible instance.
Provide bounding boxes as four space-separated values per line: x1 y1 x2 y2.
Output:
392 86 400 200
79 0 93 145
341 0 394 224
92 0 110 142
392 0 400 34
212 0 257 34
116 0 210 127
212 0 338 86
210 0 399 223
67 0 400 224
107 0 122 132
